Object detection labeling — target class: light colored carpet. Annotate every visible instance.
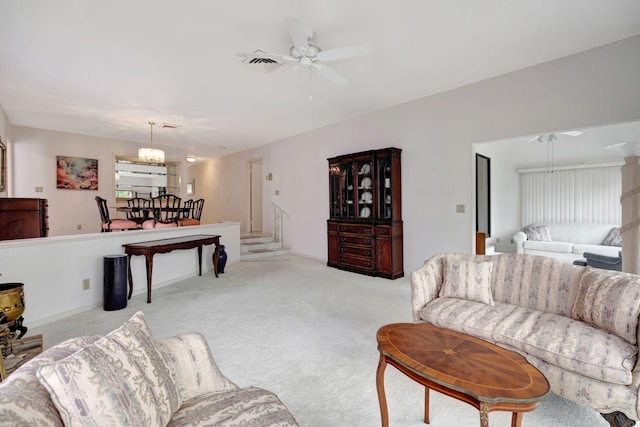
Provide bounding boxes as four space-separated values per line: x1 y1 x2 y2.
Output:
32 255 608 427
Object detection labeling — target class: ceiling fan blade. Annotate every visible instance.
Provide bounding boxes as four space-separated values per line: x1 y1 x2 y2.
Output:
559 130 583 137
286 16 309 55
237 51 296 62
311 63 348 86
316 44 372 62
528 135 542 143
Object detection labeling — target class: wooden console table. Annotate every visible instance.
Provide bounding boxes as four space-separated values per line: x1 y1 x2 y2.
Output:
123 234 220 303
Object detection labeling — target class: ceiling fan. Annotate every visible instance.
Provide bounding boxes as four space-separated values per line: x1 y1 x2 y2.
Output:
237 16 372 86
528 131 583 143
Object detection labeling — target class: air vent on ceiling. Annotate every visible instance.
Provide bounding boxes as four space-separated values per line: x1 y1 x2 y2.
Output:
241 50 283 73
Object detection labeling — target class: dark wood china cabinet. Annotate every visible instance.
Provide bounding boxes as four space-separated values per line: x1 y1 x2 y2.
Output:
327 148 403 279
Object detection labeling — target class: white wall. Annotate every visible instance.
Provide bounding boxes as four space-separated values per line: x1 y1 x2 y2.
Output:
191 35 640 272
0 222 240 326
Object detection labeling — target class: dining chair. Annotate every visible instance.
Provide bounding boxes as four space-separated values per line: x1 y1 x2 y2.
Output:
178 199 194 226
179 198 204 226
126 197 150 227
95 196 138 232
142 194 181 229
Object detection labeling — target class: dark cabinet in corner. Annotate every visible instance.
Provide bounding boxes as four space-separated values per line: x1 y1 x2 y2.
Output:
327 148 403 279
0 198 49 240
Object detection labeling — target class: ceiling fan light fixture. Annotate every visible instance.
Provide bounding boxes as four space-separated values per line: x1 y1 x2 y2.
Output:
186 156 197 163
138 121 165 163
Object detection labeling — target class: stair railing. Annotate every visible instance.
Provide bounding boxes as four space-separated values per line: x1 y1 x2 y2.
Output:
272 203 289 249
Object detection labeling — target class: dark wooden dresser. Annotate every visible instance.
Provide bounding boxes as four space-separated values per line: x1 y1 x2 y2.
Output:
0 198 49 240
327 148 403 279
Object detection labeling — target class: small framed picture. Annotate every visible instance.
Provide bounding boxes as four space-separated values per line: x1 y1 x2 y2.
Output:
186 180 195 195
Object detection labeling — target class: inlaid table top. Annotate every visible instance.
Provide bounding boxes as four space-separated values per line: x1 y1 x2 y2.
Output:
376 323 550 427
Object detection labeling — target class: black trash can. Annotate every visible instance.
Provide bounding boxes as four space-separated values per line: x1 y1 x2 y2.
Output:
104 255 128 311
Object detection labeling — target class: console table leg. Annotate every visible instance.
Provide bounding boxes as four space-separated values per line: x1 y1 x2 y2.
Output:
127 254 134 299
197 245 203 276
145 254 153 303
376 354 389 427
212 240 219 277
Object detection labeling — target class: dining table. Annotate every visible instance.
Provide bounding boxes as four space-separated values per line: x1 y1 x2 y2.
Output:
116 205 191 225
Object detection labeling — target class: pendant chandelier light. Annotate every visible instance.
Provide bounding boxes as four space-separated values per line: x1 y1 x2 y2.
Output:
138 121 165 163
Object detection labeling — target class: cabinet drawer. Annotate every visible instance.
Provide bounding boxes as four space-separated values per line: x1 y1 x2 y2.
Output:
338 224 373 235
339 245 373 258
327 222 339 232
339 255 374 270
339 235 373 246
375 225 391 235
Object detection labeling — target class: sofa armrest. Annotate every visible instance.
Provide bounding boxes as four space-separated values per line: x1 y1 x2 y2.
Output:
155 332 238 402
411 254 446 322
513 231 528 254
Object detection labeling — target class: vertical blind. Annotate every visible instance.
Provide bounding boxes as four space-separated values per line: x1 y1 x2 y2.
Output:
519 164 621 226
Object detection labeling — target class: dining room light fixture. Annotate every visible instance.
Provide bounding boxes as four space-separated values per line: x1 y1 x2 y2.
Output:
138 121 165 163
186 156 197 163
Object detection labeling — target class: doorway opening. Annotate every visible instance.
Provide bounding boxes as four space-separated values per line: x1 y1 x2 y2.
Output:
248 160 263 233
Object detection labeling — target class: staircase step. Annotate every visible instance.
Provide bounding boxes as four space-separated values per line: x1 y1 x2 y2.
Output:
241 241 282 253
241 248 290 261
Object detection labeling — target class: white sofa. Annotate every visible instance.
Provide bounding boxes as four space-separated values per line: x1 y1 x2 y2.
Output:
0 311 298 427
513 223 621 263
411 253 640 426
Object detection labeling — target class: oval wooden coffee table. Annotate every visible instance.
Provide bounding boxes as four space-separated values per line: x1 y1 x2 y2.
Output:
376 323 549 427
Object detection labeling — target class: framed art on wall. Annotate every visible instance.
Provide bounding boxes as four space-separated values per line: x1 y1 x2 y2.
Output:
56 156 98 190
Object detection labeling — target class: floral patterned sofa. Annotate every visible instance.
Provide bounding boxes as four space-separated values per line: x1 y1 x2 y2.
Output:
0 311 298 426
411 253 640 426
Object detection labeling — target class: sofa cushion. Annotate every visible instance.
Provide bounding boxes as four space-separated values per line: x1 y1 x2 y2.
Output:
571 267 640 345
524 225 552 241
0 335 100 427
419 298 637 385
37 311 181 427
523 240 573 253
168 387 299 427
602 227 622 247
439 260 494 305
156 333 238 402
572 243 623 257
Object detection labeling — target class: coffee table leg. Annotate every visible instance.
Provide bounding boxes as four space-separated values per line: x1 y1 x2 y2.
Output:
424 386 430 424
480 401 490 427
511 412 523 427
376 353 389 427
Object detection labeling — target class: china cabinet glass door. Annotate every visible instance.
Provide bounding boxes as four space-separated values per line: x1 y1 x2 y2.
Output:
340 163 355 218
378 157 392 219
356 159 373 219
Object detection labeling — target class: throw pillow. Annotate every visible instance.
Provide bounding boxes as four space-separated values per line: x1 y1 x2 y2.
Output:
523 225 552 242
571 267 640 345
602 227 622 247
155 332 238 402
37 311 181 427
439 260 495 306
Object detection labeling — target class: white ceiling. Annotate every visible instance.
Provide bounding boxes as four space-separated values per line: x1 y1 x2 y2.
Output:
1 1 639 159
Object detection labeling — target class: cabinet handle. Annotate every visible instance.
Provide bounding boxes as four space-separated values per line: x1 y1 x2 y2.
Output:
364 251 371 256
364 239 371 245
340 247 346 253
364 262 371 267
340 237 346 242
364 228 371 233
